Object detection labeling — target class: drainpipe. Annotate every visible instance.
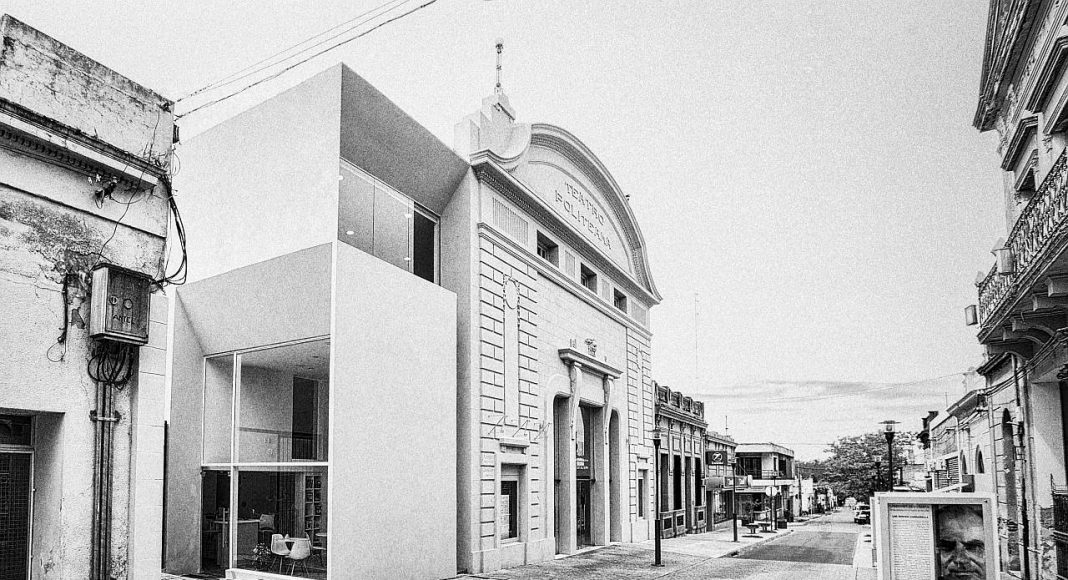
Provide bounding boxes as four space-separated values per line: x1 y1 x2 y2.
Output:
1012 354 1034 580
88 342 134 580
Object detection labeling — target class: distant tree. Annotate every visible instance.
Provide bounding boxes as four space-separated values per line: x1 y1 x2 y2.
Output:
801 431 914 502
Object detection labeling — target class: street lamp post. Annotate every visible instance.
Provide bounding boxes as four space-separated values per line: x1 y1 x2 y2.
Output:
873 453 883 495
731 460 739 542
881 420 897 493
652 427 663 567
772 473 778 529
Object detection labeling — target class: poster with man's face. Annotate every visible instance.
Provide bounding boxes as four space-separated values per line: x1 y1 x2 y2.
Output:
872 493 998 580
935 504 985 579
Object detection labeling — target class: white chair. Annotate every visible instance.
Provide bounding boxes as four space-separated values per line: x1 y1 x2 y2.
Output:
269 534 290 573
286 537 312 576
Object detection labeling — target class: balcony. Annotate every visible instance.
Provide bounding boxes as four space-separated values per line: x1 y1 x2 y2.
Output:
977 147 1068 334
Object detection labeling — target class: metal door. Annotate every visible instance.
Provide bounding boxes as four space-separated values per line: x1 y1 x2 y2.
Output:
0 452 32 580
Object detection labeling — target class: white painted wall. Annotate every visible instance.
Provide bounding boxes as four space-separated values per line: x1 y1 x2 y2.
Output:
174 67 342 283
330 241 457 579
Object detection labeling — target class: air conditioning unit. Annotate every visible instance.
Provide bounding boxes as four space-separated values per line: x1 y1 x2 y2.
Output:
995 247 1015 275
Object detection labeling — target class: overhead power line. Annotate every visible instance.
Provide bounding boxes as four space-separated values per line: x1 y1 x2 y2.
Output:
179 0 409 102
177 0 440 119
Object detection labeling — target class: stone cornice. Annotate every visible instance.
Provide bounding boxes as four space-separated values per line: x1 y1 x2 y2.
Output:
655 404 708 430
0 97 165 186
557 347 623 378
477 224 653 339
474 160 659 308
1026 35 1068 112
975 0 1044 131
1001 115 1039 170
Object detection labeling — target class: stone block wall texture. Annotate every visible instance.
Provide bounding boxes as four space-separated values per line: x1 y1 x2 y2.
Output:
475 222 655 554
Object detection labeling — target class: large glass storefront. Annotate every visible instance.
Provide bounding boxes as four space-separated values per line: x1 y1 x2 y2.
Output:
200 340 329 578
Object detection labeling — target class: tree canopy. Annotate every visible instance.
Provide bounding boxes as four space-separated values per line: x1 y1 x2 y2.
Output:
796 430 914 502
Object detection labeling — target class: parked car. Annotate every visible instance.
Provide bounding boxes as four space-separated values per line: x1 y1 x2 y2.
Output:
854 503 871 524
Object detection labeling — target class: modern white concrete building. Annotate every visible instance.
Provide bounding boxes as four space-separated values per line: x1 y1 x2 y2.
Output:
164 65 462 580
0 15 173 580
452 89 661 573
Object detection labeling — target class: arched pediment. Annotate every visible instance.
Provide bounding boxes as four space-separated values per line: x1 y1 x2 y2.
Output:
503 124 661 302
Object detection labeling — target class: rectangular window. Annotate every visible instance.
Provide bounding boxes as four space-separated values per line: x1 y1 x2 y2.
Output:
580 264 597 293
338 161 438 283
0 415 32 446
200 339 330 575
638 471 647 518
500 480 518 541
536 232 559 266
613 289 628 313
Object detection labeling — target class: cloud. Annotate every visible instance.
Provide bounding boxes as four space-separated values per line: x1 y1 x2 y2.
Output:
692 374 970 460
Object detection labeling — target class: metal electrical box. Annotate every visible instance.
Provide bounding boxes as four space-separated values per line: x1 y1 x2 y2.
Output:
89 264 151 345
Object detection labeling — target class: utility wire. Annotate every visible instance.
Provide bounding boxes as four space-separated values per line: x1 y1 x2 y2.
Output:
179 0 409 102
177 0 440 119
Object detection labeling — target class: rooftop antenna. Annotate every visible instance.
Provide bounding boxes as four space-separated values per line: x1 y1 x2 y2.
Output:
495 38 504 94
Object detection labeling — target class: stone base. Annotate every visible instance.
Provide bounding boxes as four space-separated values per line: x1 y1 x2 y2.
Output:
471 537 559 573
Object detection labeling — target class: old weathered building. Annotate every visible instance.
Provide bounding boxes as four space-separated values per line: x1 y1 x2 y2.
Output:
704 430 737 528
652 383 707 538
0 15 173 580
969 1 1068 577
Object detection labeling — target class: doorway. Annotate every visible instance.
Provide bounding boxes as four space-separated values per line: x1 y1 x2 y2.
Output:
576 479 591 546
0 452 32 580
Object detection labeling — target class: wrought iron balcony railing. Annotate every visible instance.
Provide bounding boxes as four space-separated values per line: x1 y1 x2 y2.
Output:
978 148 1068 328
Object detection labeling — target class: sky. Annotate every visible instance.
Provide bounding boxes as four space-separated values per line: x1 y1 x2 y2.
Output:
1 0 1005 458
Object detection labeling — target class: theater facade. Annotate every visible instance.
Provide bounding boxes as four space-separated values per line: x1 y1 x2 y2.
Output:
453 91 661 573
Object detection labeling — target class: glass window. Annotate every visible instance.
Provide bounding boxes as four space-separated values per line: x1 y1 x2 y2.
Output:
536 232 559 266
237 342 330 463
613 289 627 313
580 264 597 293
576 406 593 478
232 465 328 576
0 415 31 446
500 480 518 541
203 355 235 464
338 161 438 283
637 472 646 517
200 339 330 578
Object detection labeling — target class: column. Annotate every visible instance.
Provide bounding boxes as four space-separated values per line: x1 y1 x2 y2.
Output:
557 361 581 554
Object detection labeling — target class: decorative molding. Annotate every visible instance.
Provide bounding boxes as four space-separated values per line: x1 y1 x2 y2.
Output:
1001 115 1038 170
0 98 164 186
475 162 658 308
558 347 622 379
1025 35 1068 112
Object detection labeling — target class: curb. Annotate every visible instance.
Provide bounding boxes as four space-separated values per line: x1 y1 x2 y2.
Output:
722 528 794 558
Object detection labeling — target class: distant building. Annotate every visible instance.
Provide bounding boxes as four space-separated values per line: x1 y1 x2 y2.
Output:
703 430 737 527
0 15 173 580
653 383 707 537
734 443 795 524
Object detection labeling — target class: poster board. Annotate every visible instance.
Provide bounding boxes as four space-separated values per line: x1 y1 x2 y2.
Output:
872 492 998 580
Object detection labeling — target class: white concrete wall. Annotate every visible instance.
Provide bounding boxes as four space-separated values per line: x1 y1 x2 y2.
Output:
175 67 342 282
330 242 457 579
164 247 332 575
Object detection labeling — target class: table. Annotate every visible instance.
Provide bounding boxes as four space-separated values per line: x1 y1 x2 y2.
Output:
745 523 760 534
758 521 774 533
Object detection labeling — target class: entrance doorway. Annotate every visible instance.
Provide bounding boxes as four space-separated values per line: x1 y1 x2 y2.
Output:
576 479 591 546
0 452 32 580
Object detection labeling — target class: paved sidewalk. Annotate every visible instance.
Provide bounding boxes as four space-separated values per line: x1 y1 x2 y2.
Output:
643 519 800 559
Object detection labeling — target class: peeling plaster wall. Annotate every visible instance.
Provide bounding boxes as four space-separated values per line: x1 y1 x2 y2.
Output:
0 121 169 580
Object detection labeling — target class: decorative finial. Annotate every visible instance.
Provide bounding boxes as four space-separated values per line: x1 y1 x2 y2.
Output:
495 37 504 94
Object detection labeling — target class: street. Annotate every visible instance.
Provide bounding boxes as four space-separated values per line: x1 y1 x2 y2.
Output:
457 510 876 580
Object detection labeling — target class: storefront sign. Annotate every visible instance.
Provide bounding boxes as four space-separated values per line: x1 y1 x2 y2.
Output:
873 493 999 580
553 182 613 250
708 450 728 465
